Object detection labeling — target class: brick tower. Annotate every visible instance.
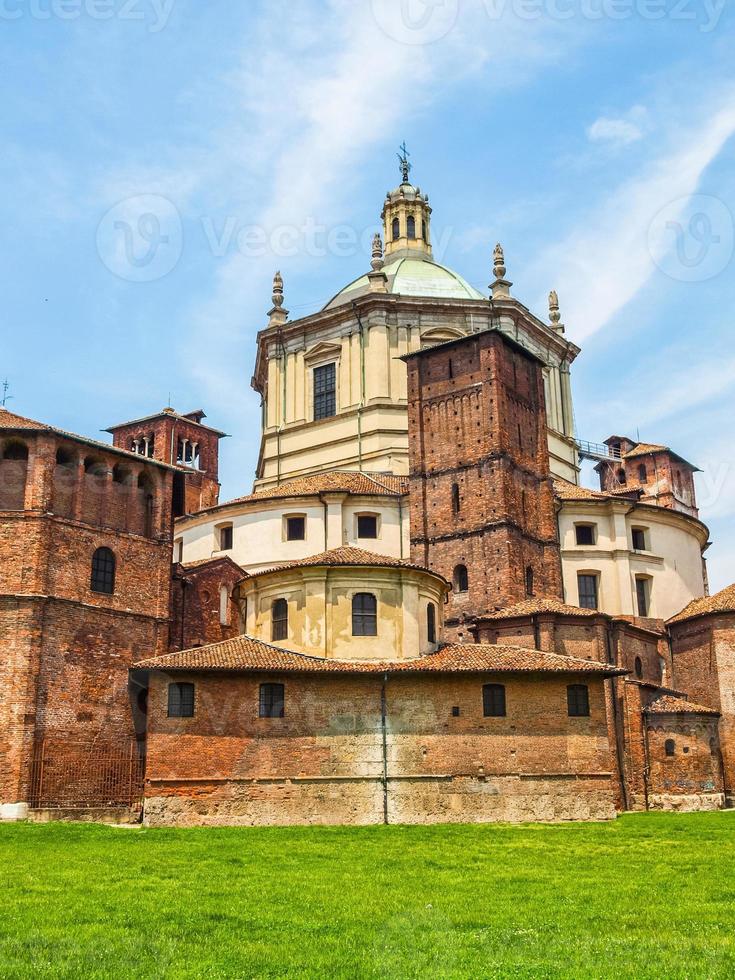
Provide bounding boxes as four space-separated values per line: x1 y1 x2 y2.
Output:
404 329 563 636
595 435 700 519
107 407 227 517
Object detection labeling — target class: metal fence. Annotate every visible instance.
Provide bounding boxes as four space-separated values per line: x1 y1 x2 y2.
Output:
29 740 144 811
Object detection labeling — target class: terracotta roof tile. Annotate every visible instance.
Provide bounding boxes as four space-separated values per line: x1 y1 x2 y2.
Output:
553 479 610 502
645 694 719 716
0 407 176 469
250 546 446 582
226 471 409 505
134 635 625 675
622 442 668 459
478 598 602 620
668 583 735 625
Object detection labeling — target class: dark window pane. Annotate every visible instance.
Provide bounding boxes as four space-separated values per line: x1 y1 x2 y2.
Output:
454 565 468 593
392 217 400 241
91 547 116 595
632 529 646 551
576 525 595 546
407 215 416 239
352 593 377 636
567 684 590 717
272 599 288 641
483 684 506 717
314 363 337 420
665 738 675 757
287 516 305 541
636 578 649 617
259 683 285 718
168 682 195 718
578 574 598 610
357 515 377 539
220 525 233 550
427 603 436 644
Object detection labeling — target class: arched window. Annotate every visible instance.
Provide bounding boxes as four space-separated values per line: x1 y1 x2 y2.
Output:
483 684 506 717
3 440 28 461
454 565 469 594
112 465 130 485
90 547 116 595
617 468 627 485
638 463 648 484
407 215 416 239
567 684 590 717
352 593 377 636
452 483 460 515
634 656 643 679
55 447 75 468
272 599 288 642
0 439 29 511
260 683 285 718
665 738 676 757
392 217 400 241
427 602 436 644
525 566 534 597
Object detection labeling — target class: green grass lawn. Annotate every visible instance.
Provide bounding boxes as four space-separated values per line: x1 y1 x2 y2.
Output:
1 812 734 978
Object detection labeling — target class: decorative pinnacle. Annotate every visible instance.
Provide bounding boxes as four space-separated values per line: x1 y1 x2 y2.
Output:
397 141 412 184
549 290 561 324
272 271 284 309
371 233 384 272
493 243 506 280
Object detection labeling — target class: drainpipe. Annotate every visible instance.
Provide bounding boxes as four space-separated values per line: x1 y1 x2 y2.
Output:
398 493 405 560
352 302 366 473
381 672 389 825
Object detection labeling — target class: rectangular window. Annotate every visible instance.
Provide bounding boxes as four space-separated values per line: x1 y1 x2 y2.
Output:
567 684 590 717
168 682 195 718
578 574 599 610
636 578 650 617
313 363 337 420
259 683 285 718
286 516 306 541
219 525 233 551
357 514 378 539
575 525 595 546
632 528 647 551
352 593 378 636
483 684 506 717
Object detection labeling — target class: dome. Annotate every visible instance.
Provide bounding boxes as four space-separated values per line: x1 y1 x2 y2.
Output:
324 255 485 311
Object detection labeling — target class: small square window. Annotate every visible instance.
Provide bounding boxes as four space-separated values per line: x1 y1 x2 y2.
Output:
286 516 306 541
575 525 595 546
357 515 378 539
168 682 195 718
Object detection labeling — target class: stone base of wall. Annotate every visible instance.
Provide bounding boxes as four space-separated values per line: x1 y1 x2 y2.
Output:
645 792 725 813
144 773 618 827
28 807 140 824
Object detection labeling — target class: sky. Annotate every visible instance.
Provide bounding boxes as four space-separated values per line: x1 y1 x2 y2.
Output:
2 0 735 590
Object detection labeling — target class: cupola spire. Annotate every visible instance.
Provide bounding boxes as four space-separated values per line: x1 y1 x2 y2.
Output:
381 145 433 260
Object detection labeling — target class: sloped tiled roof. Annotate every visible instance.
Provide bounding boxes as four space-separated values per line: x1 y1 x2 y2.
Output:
105 407 227 437
249 546 447 583
0 408 175 468
668 583 735 625
134 635 625 675
226 471 409 505
623 442 668 459
478 598 602 620
645 694 719 716
553 479 610 502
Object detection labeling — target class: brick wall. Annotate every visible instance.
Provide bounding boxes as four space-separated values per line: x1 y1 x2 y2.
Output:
142 670 617 826
645 713 723 810
169 559 245 651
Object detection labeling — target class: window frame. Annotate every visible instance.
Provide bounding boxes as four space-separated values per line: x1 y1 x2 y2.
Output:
577 573 599 610
575 523 596 547
427 602 437 644
272 598 289 642
356 513 379 540
90 547 116 596
352 592 378 637
168 682 195 719
259 682 285 719
454 564 469 594
285 514 306 542
313 362 337 421
483 683 507 718
567 684 590 717
635 576 651 617
217 523 234 552
631 527 648 552
665 738 676 757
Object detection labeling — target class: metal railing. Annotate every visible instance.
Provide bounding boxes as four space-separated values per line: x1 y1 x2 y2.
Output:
575 440 622 461
29 740 144 811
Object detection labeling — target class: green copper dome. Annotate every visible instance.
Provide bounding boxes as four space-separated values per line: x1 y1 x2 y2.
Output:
324 255 485 311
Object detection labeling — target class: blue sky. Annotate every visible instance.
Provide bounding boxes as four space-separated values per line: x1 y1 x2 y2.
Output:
2 0 735 589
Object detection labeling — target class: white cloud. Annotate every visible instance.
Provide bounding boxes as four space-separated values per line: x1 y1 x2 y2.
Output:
587 105 648 147
534 96 735 340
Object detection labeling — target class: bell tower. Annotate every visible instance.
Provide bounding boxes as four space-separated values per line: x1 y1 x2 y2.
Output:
381 143 433 259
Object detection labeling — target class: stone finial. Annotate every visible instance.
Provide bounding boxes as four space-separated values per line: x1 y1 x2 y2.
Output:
548 289 565 333
371 233 384 272
493 243 506 280
490 243 512 300
272 271 284 309
268 271 289 326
